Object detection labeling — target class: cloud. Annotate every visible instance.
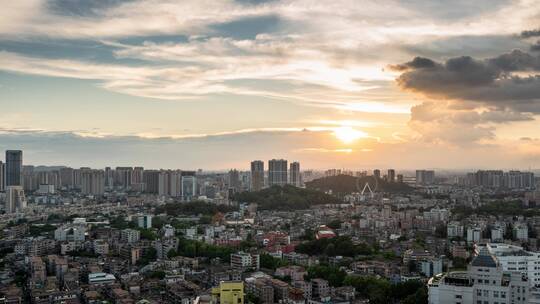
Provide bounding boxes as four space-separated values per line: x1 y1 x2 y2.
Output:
0 0 538 107
1 125 537 170
388 57 437 71
293 148 353 153
521 28 540 38
392 45 540 145
532 41 540 52
392 49 540 112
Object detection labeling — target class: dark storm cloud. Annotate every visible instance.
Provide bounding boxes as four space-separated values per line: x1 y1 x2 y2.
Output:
521 29 540 38
392 49 540 113
488 50 540 71
388 57 437 71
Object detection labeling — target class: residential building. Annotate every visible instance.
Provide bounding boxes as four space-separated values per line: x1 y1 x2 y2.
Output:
416 170 435 185
121 229 140 244
137 215 152 229
251 160 264 191
485 243 540 287
230 252 260 270
5 150 22 187
81 169 105 195
211 281 244 304
5 186 26 213
428 248 529 304
268 159 287 187
289 162 301 187
181 171 197 201
387 169 395 182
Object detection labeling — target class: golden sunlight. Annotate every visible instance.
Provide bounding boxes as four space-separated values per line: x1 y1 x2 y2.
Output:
333 126 367 144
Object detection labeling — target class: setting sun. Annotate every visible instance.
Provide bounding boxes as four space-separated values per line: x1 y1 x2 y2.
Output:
333 126 367 144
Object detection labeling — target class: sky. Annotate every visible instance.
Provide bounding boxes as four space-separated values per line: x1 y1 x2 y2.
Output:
0 0 540 170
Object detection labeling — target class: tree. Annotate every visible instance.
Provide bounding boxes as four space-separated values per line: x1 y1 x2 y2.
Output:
260 254 288 270
138 228 157 240
146 270 166 280
327 220 342 230
167 249 178 259
324 243 336 257
246 293 261 304
152 216 166 229
306 265 346 287
233 185 343 211
137 248 157 266
434 224 447 238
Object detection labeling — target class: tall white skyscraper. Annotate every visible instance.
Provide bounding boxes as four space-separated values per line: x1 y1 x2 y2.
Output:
268 159 287 187
289 161 301 187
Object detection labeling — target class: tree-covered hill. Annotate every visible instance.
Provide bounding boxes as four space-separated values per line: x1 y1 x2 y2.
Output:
305 174 413 196
233 185 343 210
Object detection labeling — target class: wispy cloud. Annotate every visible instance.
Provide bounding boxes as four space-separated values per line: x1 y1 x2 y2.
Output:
294 148 354 153
1 0 537 106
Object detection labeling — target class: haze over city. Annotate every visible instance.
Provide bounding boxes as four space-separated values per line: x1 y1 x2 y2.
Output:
1 1 540 169
4 2 540 304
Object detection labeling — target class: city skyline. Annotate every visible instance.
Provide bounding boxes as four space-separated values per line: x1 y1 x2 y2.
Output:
1 1 540 169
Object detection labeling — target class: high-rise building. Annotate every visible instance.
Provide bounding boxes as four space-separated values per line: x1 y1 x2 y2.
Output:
5 186 26 213
373 169 381 179
104 167 114 189
115 167 133 190
158 170 181 197
132 167 144 184
81 169 105 195
462 170 533 189
289 161 301 187
268 159 287 187
137 215 153 229
181 171 197 201
59 167 74 189
131 167 145 192
22 165 37 191
250 160 264 191
416 170 435 185
143 170 160 194
0 161 4 191
387 169 395 183
5 150 22 187
73 168 83 190
228 169 241 192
